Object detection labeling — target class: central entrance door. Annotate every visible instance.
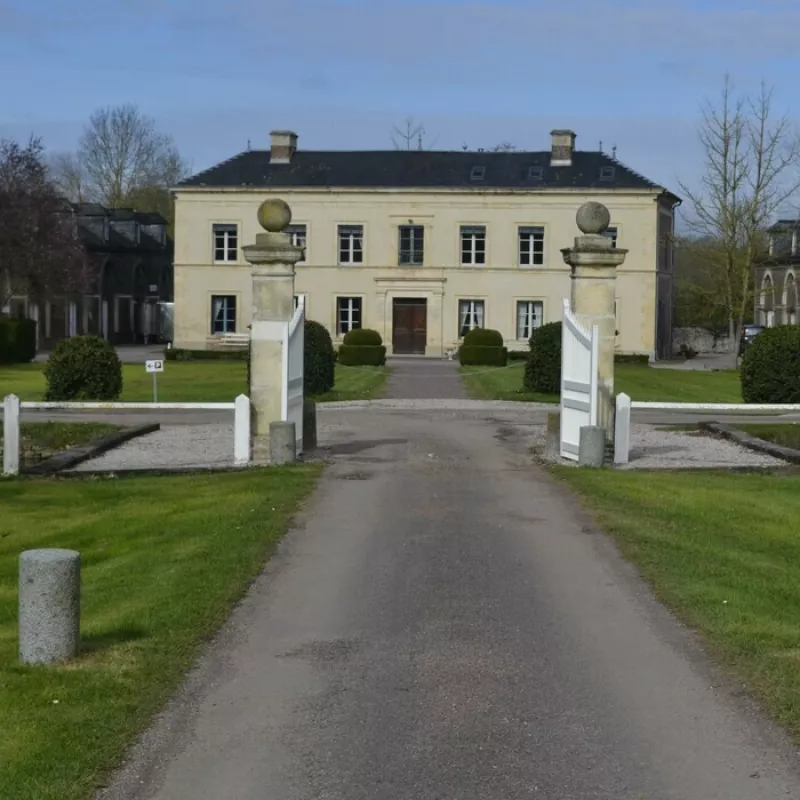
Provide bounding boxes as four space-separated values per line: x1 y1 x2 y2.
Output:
392 298 427 354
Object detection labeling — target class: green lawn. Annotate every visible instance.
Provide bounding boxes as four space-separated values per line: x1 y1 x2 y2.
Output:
738 423 800 449
462 362 743 403
556 468 800 738
0 362 388 403
0 467 320 800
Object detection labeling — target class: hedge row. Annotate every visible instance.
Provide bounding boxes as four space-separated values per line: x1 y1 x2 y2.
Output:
741 325 800 403
0 318 36 364
165 348 248 362
305 319 335 395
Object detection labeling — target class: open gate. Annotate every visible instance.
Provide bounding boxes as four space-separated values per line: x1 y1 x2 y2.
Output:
282 295 305 455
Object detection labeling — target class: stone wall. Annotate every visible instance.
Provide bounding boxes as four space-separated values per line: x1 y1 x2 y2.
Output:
672 326 733 355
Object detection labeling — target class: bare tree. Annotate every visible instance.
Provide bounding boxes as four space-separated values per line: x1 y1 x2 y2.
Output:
77 104 188 208
679 77 800 348
491 142 518 152
48 151 89 203
0 137 92 309
391 117 438 150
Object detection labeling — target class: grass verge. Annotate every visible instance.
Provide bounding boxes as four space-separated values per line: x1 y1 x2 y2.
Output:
554 467 800 738
1 422 120 468
461 362 743 403
0 362 388 403
0 466 320 799
737 423 800 449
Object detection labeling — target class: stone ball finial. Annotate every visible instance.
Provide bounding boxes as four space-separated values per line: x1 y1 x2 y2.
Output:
576 201 611 235
257 198 292 232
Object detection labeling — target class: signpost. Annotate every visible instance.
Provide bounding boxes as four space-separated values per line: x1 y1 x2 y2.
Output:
145 359 164 402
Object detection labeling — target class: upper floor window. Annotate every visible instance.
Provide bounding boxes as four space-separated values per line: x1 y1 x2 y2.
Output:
338 225 364 265
213 223 238 263
458 299 485 338
516 300 543 340
286 224 306 262
211 295 236 334
399 225 424 265
519 226 544 266
461 225 486 265
603 227 618 247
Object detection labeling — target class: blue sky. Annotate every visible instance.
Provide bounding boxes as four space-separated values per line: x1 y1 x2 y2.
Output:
2 0 799 200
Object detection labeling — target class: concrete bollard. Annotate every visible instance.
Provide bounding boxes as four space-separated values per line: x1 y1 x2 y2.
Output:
19 549 81 665
546 412 561 456
614 393 632 465
269 421 297 465
578 426 606 467
303 400 318 451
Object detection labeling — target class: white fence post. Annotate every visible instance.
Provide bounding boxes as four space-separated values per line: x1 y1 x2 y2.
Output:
234 394 251 466
614 392 631 465
3 394 21 476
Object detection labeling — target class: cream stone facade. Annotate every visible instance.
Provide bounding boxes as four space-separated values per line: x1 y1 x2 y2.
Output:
172 130 679 358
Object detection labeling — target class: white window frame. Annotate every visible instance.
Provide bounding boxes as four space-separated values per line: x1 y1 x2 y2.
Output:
398 225 424 266
211 294 237 334
458 299 485 338
460 225 486 266
518 226 545 267
516 300 544 340
603 227 618 247
338 224 364 265
336 296 362 335
286 224 307 262
212 223 238 263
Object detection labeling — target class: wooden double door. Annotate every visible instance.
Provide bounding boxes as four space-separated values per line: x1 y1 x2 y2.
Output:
392 298 427 354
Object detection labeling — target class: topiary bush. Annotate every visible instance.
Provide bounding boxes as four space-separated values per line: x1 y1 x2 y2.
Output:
339 328 386 366
741 325 800 403
44 335 123 401
304 319 335 395
459 327 507 366
462 328 504 347
524 322 562 394
0 318 36 363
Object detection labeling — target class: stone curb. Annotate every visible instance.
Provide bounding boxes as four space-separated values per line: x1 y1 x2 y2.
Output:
699 422 800 465
24 423 162 476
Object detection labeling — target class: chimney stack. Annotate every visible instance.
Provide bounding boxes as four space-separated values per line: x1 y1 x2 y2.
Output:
270 130 298 164
550 129 576 167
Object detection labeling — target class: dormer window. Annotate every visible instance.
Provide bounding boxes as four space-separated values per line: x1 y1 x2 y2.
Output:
528 166 544 181
599 166 615 182
470 166 486 181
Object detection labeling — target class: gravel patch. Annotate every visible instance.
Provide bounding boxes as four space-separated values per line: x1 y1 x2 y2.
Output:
69 424 235 472
321 399 558 412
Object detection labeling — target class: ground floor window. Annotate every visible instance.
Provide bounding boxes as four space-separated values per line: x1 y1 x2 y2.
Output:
516 300 543 340
211 295 237 334
337 296 362 335
458 299 485 338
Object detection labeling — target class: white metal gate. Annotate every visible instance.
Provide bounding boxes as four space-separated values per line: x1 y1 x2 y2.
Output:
282 295 305 455
560 298 599 461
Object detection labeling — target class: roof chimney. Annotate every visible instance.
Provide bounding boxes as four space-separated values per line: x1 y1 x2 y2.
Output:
550 129 576 167
270 130 298 164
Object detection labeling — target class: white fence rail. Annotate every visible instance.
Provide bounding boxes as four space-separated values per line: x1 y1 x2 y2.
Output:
560 298 599 461
283 296 305 455
2 393 251 476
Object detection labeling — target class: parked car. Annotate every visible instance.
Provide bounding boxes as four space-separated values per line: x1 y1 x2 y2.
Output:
738 324 765 356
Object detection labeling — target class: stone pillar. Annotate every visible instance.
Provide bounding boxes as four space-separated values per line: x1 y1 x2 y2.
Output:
561 202 628 440
242 199 303 464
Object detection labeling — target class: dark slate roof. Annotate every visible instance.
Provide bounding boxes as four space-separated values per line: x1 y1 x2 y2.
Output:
178 149 678 199
769 219 800 232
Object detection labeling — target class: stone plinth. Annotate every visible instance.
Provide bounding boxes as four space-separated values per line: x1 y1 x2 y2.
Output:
562 202 628 440
243 199 304 464
19 548 81 664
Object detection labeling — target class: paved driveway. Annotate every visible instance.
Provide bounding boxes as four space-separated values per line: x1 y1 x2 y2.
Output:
100 407 800 799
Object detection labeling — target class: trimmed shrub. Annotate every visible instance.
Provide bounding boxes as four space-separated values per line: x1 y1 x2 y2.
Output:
459 345 508 367
508 349 528 362
462 327 503 347
524 322 562 394
338 344 387 366
44 335 123 401
343 328 382 346
614 353 649 365
304 319 335 395
0 318 37 364
459 327 506 366
741 325 800 403
165 348 247 361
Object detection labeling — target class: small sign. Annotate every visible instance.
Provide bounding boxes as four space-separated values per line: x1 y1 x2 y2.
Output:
146 359 164 373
